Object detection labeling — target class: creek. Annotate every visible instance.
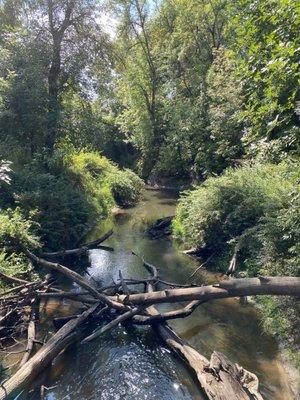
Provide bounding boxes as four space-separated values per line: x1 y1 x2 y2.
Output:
21 189 295 399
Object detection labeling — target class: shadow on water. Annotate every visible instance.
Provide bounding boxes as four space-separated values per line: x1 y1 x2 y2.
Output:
30 189 294 400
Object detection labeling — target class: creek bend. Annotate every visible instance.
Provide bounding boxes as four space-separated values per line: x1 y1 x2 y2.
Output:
21 189 295 399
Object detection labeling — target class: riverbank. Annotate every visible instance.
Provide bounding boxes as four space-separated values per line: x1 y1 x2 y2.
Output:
172 162 300 376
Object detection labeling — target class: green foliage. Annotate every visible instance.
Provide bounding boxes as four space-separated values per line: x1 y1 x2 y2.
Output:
65 151 144 208
107 168 144 207
0 251 38 292
198 48 244 176
114 0 300 178
229 0 300 158
173 162 294 255
0 207 40 249
0 29 49 162
0 207 40 289
9 151 143 250
13 167 95 250
173 160 300 364
64 151 115 218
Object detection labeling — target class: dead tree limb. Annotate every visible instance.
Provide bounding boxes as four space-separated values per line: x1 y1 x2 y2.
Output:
133 300 203 324
0 303 101 400
187 253 214 282
226 243 240 276
23 249 127 311
0 272 29 285
36 291 97 304
140 258 264 400
19 319 35 367
81 306 141 343
0 281 40 298
111 276 300 306
40 230 113 258
155 324 263 400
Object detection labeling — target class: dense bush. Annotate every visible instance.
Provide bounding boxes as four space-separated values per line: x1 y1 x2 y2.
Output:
250 188 300 366
13 168 94 250
107 168 144 207
173 160 300 365
7 151 143 250
65 151 144 207
173 162 295 259
0 207 40 249
0 208 40 289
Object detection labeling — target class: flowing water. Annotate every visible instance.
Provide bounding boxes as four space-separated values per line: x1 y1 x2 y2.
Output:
17 189 295 399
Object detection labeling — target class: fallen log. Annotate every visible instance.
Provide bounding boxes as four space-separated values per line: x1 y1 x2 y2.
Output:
40 230 113 258
156 324 263 400
19 296 39 367
36 291 97 304
3 242 298 400
23 249 127 311
141 258 264 400
0 281 40 298
147 216 173 238
53 314 80 329
81 306 140 343
19 319 35 367
0 303 101 400
111 276 300 306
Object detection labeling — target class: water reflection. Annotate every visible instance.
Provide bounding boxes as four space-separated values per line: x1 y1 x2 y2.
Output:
37 189 293 400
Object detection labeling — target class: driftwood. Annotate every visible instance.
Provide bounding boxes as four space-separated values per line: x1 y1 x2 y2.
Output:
226 243 240 276
1 237 299 400
140 258 264 400
0 278 52 346
19 320 35 367
36 290 97 304
147 216 173 238
0 303 101 400
133 299 203 324
111 276 300 306
53 314 80 329
0 271 29 285
81 306 140 343
24 249 127 311
40 230 113 258
156 325 263 400
187 253 214 282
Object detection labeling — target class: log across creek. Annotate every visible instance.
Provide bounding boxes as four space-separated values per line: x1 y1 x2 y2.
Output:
0 233 299 400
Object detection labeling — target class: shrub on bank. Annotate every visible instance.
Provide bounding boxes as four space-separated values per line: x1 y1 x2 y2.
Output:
4 151 143 251
0 208 40 289
13 168 94 250
173 162 295 260
65 151 144 207
0 207 40 249
173 161 300 365
107 168 144 207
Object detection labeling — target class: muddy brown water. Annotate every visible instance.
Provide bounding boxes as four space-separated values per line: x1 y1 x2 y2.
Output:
3 189 295 399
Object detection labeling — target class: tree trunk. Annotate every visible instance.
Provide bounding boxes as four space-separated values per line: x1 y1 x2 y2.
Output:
111 276 300 306
47 40 61 154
